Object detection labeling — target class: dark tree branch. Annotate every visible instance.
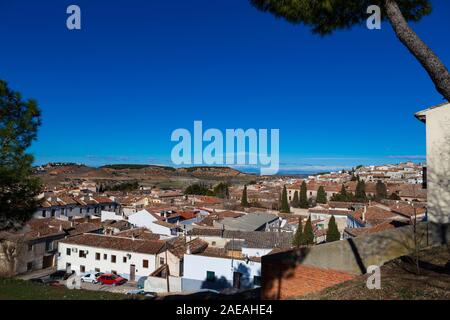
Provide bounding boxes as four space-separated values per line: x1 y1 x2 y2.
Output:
384 0 450 101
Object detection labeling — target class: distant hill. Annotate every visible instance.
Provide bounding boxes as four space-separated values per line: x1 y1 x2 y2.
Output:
34 163 256 189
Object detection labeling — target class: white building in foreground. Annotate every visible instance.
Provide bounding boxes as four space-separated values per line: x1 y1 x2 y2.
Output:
57 233 167 281
416 102 450 224
182 248 261 291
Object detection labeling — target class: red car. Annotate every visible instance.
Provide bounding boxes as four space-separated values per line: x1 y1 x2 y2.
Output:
96 273 127 286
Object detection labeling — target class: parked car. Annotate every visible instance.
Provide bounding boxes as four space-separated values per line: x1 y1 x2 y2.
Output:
126 289 156 297
96 274 127 286
29 277 61 286
81 272 103 284
137 276 147 289
49 270 74 281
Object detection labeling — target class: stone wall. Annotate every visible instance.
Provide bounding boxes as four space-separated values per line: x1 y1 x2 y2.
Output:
261 222 450 299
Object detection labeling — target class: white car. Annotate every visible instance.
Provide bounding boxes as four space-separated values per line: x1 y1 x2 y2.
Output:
80 272 103 284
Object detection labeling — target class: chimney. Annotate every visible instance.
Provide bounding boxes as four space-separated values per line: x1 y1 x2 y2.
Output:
362 206 367 222
186 244 191 254
59 224 63 232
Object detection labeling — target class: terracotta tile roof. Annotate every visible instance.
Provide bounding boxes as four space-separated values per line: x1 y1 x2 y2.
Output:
344 220 406 236
60 233 166 255
115 228 161 240
188 228 293 249
153 220 178 229
168 237 209 258
389 203 426 218
349 206 398 226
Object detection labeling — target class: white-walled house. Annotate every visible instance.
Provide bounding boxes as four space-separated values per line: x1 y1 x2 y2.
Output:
182 248 261 291
57 233 167 281
101 210 124 222
149 221 180 237
128 209 158 228
416 102 450 223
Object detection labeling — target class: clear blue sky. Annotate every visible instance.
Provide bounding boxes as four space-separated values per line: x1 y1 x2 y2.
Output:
1 0 449 173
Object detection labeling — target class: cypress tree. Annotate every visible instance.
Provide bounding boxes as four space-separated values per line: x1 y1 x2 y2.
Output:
299 181 309 209
302 216 315 245
292 217 303 247
355 180 367 202
280 185 290 213
326 215 340 242
316 186 327 204
291 191 299 208
375 180 387 200
241 185 249 207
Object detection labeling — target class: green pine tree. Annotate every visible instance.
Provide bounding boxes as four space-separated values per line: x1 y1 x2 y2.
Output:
280 185 290 213
326 215 340 242
249 1 450 102
316 186 327 204
299 181 309 208
355 180 367 202
292 217 303 247
241 185 249 207
0 80 42 230
302 216 315 245
291 191 299 208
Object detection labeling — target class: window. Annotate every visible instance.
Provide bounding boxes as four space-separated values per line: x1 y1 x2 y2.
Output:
142 260 149 268
79 250 87 258
123 257 127 263
95 268 100 273
87 207 90 213
211 241 216 246
159 257 165 265
95 253 100 260
253 276 262 286
27 262 33 271
80 265 85 273
111 255 116 263
42 210 46 217
45 241 54 252
111 270 117 275
28 244 33 252
103 254 107 260
206 271 215 282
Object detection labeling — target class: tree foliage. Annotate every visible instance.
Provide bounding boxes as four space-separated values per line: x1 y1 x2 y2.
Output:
326 215 341 242
331 184 354 202
299 181 309 208
184 183 213 196
213 182 230 199
292 217 303 247
250 0 431 35
249 0 450 101
375 180 388 200
302 216 315 245
291 190 299 208
355 180 367 202
389 192 401 200
316 186 327 204
280 185 290 213
0 80 42 230
241 185 249 207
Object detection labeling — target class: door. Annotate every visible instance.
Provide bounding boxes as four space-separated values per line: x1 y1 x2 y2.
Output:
233 272 242 289
130 264 136 281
